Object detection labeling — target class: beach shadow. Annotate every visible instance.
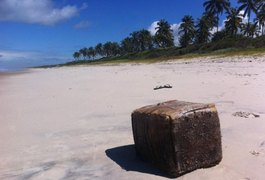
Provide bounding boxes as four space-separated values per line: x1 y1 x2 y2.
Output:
105 144 170 178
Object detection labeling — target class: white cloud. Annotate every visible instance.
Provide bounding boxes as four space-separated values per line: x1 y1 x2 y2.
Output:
74 20 90 29
0 0 86 25
0 49 70 70
0 50 34 61
148 21 159 36
0 50 68 62
171 23 181 45
239 10 249 23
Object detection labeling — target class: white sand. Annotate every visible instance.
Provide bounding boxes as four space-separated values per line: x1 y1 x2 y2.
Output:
0 56 265 179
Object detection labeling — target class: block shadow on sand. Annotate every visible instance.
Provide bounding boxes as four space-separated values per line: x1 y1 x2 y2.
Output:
105 144 170 178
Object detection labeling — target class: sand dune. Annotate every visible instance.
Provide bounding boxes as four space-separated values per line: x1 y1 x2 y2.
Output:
0 56 265 179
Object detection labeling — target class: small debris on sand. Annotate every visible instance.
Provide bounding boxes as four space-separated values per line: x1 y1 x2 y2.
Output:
250 151 260 156
232 112 260 118
153 84 172 90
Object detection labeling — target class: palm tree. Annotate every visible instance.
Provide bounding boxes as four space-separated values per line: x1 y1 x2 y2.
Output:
203 0 231 31
254 0 265 10
109 42 121 56
138 29 153 51
103 42 120 57
256 2 265 35
130 29 153 52
204 12 219 30
195 13 217 44
238 0 258 23
129 31 140 52
179 15 196 47
225 8 243 36
73 52 80 60
87 47 96 60
211 29 229 42
85 48 91 60
95 43 103 57
154 19 174 48
103 42 112 57
121 37 134 55
241 22 260 37
79 48 87 60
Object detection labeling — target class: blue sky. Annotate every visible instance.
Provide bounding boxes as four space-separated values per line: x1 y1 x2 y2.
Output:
0 0 238 70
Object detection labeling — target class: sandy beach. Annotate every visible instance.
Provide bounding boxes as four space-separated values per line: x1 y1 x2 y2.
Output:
0 56 265 180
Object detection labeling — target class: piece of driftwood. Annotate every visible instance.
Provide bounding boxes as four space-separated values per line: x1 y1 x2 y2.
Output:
131 100 222 177
153 84 172 90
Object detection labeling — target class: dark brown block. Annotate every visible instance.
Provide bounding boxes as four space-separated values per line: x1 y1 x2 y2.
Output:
131 100 222 177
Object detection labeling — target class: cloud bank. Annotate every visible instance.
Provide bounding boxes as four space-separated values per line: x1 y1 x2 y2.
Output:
148 21 159 36
0 50 36 61
0 50 70 71
0 0 86 25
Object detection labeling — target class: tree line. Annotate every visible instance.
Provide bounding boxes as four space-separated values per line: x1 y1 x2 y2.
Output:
73 0 265 60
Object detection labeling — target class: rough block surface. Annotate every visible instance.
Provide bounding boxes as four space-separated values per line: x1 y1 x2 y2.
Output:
131 100 222 177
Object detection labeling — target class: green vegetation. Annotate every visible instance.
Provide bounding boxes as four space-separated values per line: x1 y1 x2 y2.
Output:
179 16 196 47
203 0 230 32
39 36 265 69
154 19 175 48
67 0 265 66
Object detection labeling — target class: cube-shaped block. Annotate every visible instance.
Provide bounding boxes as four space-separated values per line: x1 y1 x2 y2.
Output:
131 100 222 177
